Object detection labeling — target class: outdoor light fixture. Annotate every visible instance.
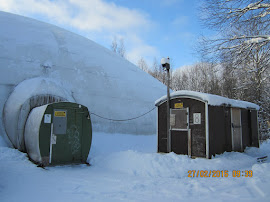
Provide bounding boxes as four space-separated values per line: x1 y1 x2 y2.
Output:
161 57 170 70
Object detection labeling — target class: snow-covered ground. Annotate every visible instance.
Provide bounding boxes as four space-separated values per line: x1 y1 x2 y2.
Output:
0 133 269 202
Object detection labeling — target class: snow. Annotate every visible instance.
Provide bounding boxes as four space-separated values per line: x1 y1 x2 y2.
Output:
0 11 167 144
245 36 270 44
161 57 170 65
0 11 268 202
155 90 260 110
0 132 269 201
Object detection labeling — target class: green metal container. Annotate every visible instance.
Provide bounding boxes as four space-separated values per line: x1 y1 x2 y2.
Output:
24 102 92 166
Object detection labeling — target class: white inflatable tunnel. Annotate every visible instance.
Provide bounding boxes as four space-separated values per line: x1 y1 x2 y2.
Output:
3 77 75 151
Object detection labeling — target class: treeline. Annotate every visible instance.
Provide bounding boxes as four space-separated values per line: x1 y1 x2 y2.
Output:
111 38 269 139
110 0 270 139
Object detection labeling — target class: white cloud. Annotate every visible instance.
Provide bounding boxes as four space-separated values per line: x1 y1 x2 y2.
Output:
125 35 160 66
0 0 159 64
69 0 152 32
0 0 152 32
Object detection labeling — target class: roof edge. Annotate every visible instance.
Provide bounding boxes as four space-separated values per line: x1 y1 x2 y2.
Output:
155 90 260 110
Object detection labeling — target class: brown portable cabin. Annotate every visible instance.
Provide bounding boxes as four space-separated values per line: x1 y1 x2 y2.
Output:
155 90 260 159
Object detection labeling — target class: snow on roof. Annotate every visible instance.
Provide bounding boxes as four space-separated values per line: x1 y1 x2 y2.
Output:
155 90 260 110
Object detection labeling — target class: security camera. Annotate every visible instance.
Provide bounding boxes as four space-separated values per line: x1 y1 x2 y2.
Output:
161 57 170 70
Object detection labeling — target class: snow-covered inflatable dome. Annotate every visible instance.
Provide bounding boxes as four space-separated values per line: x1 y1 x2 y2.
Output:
0 11 166 148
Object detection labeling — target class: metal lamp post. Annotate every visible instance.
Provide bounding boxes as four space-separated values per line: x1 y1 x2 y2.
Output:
161 57 171 153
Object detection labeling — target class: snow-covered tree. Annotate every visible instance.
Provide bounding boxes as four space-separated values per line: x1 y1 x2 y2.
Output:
201 0 270 48
200 0 270 69
200 0 270 139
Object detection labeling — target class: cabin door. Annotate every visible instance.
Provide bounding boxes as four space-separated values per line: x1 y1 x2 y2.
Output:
170 108 190 155
51 108 83 164
231 108 242 152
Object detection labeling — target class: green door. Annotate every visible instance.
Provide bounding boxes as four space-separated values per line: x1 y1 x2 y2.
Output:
51 108 83 164
39 102 92 166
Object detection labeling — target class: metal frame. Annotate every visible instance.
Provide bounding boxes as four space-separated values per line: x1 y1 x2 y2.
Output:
169 107 190 155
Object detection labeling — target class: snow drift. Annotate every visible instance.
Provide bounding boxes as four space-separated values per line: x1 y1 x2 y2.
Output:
0 133 269 201
0 11 167 147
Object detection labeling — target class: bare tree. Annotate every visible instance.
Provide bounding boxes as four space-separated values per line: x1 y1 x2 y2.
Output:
111 36 118 53
137 57 149 72
110 36 126 58
172 71 189 91
117 38 126 58
201 0 270 45
221 63 238 99
200 0 270 66
172 63 222 95
148 57 166 84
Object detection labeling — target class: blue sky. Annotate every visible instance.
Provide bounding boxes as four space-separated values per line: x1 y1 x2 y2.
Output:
0 0 212 70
